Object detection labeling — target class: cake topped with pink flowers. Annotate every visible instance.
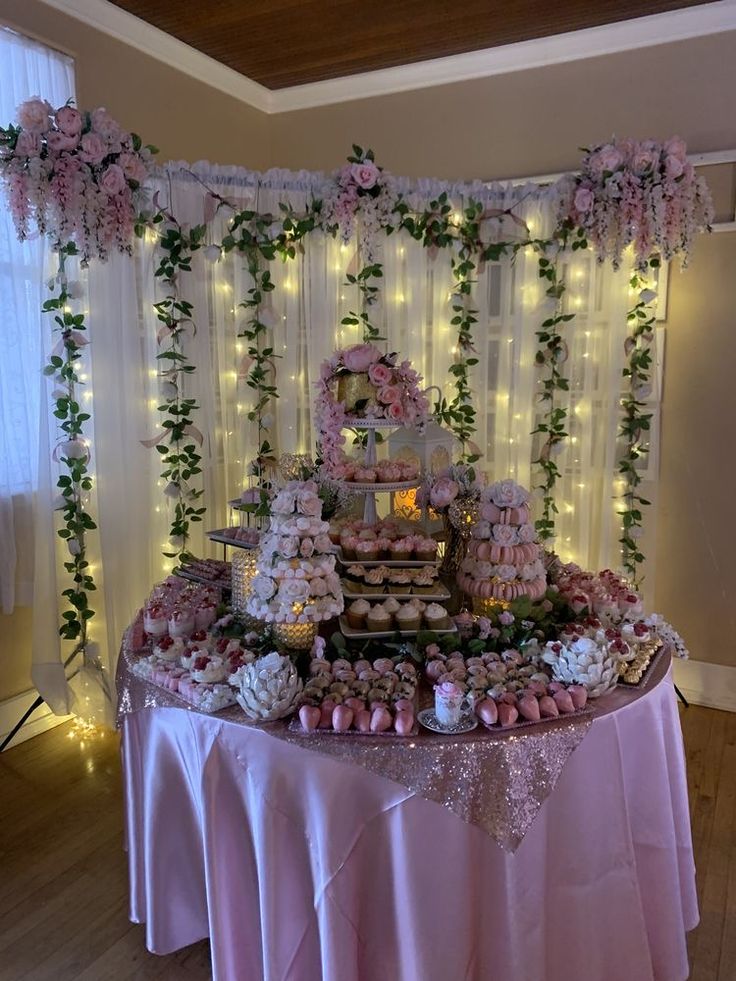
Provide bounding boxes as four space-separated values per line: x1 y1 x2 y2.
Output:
457 479 547 603
247 480 344 624
314 342 431 475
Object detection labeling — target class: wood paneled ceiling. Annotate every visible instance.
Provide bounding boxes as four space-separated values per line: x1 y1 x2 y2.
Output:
108 0 712 90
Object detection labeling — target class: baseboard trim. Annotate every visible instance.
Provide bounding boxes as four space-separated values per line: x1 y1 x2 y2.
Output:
673 659 736 714
0 689 73 750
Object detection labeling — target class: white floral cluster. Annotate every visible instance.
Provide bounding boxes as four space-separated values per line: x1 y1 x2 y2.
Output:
460 556 546 583
542 636 621 698
470 520 538 546
246 480 344 624
644 613 689 659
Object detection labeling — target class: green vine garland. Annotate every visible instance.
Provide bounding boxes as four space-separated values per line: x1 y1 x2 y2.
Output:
618 261 658 583
42 242 97 642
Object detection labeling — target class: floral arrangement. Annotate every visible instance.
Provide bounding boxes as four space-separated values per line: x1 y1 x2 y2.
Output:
314 342 431 474
559 136 713 271
319 145 398 261
417 463 480 514
247 480 344 623
0 98 156 262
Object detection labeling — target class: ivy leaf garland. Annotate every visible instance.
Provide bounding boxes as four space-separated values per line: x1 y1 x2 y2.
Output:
143 214 207 561
42 242 97 643
532 238 576 543
618 262 658 584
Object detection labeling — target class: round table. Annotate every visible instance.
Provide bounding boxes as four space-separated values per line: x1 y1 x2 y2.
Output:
119 645 698 981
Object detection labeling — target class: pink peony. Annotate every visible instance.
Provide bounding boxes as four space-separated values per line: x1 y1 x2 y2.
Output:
664 135 688 161
55 106 83 138
342 342 381 373
388 401 405 421
46 130 79 153
99 164 126 196
574 186 594 213
350 160 380 190
429 477 459 510
91 107 123 145
630 146 659 176
368 362 392 386
665 154 685 180
78 131 108 166
17 97 52 133
597 144 625 173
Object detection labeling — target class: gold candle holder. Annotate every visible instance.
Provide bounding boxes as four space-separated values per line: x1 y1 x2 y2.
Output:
472 596 512 617
272 621 318 652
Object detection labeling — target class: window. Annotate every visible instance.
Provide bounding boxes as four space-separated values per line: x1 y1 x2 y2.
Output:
0 27 75 611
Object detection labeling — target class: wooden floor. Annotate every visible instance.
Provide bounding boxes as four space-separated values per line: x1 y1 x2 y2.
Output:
0 704 734 980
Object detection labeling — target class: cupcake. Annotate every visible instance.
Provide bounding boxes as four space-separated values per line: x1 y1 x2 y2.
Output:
356 539 380 562
390 538 413 562
353 467 377 484
376 537 392 559
347 599 371 629
382 596 401 618
395 603 421 632
366 605 392 633
424 602 451 630
388 570 412 594
341 535 358 560
414 537 439 562
364 567 387 593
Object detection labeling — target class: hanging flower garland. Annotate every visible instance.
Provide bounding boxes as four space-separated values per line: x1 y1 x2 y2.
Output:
618 268 658 584
558 136 713 272
0 98 155 652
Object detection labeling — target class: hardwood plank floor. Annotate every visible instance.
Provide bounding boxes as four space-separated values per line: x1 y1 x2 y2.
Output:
0 705 734 980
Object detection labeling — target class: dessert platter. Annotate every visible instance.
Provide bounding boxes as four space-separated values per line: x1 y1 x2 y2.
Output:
174 556 232 587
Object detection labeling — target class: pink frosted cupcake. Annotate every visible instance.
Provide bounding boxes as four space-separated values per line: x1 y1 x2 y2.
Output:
356 539 380 562
390 538 413 562
341 535 359 560
347 599 371 629
414 537 439 563
395 603 421 632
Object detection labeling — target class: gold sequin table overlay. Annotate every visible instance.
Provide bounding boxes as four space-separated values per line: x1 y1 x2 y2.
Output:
117 617 671 853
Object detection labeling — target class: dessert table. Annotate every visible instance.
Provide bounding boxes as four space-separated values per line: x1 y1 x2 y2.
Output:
118 638 697 981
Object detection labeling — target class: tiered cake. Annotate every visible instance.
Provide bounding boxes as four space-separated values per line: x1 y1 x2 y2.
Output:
246 480 344 624
456 479 547 602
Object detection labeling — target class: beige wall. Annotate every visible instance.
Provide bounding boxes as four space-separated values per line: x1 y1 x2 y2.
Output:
270 32 736 180
2 0 271 168
1 9 735 709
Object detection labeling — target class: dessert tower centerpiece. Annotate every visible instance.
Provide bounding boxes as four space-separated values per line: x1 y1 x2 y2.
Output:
457 479 547 612
247 480 344 649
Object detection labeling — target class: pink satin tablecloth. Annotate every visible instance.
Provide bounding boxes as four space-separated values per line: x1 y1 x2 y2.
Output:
121 658 698 981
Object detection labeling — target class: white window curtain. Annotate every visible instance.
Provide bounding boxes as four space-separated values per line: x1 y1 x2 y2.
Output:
0 29 74 615
26 159 649 722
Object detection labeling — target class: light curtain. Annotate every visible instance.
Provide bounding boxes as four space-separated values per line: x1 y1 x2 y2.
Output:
32 160 649 721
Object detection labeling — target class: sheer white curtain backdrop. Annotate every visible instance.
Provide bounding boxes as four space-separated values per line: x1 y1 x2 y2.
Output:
0 28 74 615
8 151 653 722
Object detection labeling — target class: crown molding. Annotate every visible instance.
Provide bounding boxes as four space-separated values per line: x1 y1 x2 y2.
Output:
38 0 736 114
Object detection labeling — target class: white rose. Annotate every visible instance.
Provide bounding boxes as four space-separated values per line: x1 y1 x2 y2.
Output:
278 579 310 605
272 490 296 514
496 564 517 582
492 524 518 546
489 479 529 509
252 576 275 600
517 523 536 543
279 536 300 559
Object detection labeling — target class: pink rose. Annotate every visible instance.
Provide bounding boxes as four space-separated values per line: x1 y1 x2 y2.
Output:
342 342 381 373
350 160 380 190
313 534 333 553
630 146 659 176
429 477 459 510
78 131 107 166
574 186 594 213
597 144 625 173
299 537 315 558
664 136 687 161
665 154 685 180
117 151 148 184
91 107 123 145
368 362 392 386
17 97 52 134
46 130 78 153
388 401 405 421
296 490 322 517
55 106 83 137
280 536 300 559
14 131 40 157
99 163 126 196
377 384 401 404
